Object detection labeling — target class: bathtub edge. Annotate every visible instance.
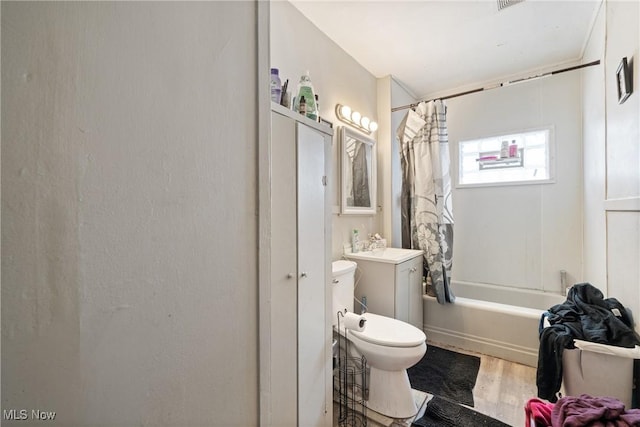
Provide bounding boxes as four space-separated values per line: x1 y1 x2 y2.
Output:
422 293 542 368
424 324 538 367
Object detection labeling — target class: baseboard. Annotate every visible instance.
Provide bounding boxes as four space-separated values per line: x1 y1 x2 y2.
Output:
424 324 538 367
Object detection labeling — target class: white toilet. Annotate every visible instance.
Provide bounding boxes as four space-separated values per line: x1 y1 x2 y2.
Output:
332 260 427 419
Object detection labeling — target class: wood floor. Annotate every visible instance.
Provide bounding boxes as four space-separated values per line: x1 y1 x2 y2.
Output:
460 344 537 426
334 342 538 427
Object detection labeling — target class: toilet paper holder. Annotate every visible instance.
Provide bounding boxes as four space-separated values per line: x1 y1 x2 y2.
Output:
341 311 367 331
336 311 368 425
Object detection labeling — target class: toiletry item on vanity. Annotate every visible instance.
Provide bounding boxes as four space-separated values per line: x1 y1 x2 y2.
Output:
500 141 509 158
270 68 282 103
509 140 518 157
365 233 386 251
352 229 360 253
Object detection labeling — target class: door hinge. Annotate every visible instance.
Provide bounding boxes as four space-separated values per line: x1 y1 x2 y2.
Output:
322 176 327 186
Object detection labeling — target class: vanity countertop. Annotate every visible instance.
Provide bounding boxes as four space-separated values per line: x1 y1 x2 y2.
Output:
343 247 423 265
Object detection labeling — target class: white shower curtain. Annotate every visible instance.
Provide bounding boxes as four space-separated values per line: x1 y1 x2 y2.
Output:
397 100 454 304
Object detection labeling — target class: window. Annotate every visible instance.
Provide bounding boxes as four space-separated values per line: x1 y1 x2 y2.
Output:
457 127 554 187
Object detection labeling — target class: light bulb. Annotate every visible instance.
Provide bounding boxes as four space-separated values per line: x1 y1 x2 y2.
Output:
361 116 370 128
351 111 361 124
340 104 351 119
368 121 378 132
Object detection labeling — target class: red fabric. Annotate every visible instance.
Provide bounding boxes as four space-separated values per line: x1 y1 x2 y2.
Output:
526 397 554 427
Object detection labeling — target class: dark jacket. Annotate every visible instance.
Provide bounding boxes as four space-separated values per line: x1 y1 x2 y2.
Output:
537 283 640 402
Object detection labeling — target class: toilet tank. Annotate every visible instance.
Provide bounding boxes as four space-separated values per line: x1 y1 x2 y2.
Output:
331 260 357 327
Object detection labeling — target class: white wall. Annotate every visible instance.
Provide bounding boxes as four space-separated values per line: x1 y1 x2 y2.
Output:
582 2 607 291
582 0 640 327
270 1 380 260
2 2 259 425
377 76 393 247
599 0 640 325
604 1 640 201
447 72 584 293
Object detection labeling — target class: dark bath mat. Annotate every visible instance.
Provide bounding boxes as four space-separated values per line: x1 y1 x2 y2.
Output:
412 395 511 427
412 396 510 427
407 345 481 407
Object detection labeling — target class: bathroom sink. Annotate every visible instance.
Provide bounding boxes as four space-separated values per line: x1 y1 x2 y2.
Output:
344 247 423 264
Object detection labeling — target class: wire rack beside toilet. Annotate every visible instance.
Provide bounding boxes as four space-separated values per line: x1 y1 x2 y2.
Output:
335 312 368 427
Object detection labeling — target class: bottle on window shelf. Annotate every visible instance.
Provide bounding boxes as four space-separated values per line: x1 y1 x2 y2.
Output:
509 140 518 157
500 140 509 158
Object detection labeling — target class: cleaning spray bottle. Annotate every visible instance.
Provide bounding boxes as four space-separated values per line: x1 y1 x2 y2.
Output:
295 71 318 121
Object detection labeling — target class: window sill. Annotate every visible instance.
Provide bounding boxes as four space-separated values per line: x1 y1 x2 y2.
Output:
456 178 556 189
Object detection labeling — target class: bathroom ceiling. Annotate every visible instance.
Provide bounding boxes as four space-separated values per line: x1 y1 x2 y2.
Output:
289 0 602 101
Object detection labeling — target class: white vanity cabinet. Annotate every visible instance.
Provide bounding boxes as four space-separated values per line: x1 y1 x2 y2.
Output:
267 103 332 427
345 249 424 329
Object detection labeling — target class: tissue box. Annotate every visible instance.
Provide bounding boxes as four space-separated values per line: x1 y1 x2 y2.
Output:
370 238 387 252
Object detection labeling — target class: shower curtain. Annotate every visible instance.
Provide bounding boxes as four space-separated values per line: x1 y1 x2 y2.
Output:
397 100 454 304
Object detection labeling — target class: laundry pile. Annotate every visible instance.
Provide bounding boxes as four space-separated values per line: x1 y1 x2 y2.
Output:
526 394 640 427
536 283 640 402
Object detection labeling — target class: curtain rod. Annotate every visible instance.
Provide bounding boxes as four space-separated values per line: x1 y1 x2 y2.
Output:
391 60 601 113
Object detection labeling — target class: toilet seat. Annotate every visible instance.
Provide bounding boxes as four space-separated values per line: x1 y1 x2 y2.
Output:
349 312 425 348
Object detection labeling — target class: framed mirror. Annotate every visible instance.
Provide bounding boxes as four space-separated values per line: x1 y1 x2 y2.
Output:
340 126 376 215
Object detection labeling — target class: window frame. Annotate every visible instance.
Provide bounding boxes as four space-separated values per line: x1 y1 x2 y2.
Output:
455 125 556 189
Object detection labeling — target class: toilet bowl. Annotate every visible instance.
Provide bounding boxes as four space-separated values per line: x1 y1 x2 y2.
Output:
332 260 427 419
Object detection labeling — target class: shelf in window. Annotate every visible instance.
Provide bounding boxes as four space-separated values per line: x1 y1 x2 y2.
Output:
477 149 524 170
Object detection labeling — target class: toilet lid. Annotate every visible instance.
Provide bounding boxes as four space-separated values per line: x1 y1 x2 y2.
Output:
349 313 426 348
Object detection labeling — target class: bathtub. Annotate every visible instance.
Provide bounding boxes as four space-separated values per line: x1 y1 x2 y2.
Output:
423 281 566 367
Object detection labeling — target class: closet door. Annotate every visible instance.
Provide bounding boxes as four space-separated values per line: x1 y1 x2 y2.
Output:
270 112 298 426
296 122 327 426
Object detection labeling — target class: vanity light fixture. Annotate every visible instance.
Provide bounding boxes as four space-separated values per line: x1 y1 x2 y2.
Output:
335 103 378 134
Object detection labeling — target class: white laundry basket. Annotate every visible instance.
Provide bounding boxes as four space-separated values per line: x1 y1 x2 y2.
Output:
561 339 640 408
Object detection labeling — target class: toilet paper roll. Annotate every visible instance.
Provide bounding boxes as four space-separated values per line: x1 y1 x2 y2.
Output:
343 312 367 332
